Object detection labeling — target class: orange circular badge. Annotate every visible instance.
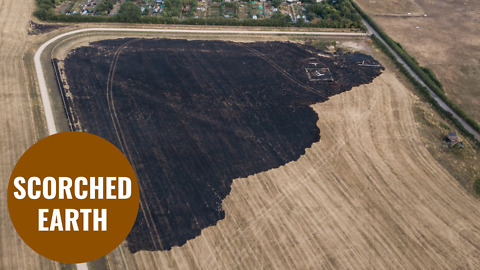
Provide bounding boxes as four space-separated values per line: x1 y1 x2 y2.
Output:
7 132 139 264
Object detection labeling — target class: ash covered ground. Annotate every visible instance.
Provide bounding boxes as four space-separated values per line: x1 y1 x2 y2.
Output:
63 38 383 252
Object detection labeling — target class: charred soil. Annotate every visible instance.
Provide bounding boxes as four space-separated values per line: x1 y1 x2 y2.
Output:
62 38 382 252
28 21 66 35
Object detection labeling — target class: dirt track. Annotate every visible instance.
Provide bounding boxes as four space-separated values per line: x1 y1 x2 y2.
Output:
0 0 53 269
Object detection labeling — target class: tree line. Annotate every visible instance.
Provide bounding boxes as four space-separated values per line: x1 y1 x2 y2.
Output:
35 0 366 29
304 0 363 29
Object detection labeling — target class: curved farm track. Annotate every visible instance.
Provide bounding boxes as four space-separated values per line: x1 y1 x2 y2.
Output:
105 38 166 251
0 0 53 269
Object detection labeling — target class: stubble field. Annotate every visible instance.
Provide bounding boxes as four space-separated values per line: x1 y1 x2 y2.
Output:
0 0 55 268
355 0 480 123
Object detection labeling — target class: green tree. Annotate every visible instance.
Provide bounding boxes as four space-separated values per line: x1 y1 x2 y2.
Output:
270 11 290 25
118 1 142 22
96 0 114 14
164 0 182 17
220 3 225 16
272 0 282 8
34 0 56 19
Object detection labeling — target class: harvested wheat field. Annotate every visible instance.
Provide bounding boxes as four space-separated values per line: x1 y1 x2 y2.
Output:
0 0 53 268
354 0 424 16
101 70 480 269
355 0 480 123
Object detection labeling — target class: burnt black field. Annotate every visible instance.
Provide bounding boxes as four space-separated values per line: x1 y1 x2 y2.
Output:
62 38 383 252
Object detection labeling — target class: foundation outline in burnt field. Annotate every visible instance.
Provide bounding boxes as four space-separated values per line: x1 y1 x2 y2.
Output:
59 38 383 252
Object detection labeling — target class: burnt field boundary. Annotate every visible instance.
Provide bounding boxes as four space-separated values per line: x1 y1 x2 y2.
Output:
34 27 368 136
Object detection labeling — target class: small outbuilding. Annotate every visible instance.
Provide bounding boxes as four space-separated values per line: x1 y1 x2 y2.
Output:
445 132 462 148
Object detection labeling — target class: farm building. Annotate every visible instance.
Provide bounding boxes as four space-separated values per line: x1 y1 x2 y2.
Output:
445 132 462 148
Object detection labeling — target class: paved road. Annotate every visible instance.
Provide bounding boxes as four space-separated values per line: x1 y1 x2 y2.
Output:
361 19 480 141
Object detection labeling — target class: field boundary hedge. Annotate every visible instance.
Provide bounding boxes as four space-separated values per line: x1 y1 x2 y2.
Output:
350 0 480 142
